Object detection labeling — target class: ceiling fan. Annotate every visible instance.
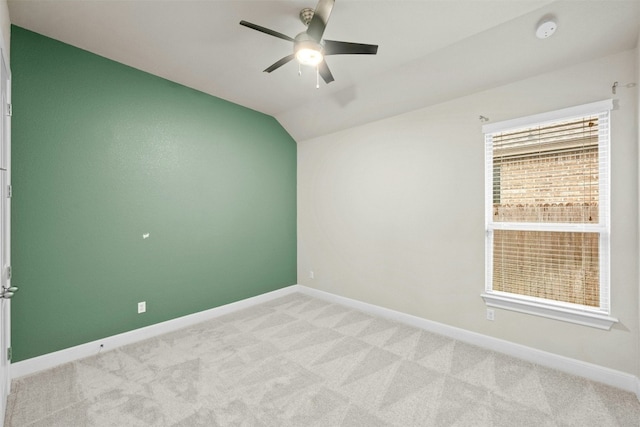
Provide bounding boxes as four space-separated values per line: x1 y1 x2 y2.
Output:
239 0 378 85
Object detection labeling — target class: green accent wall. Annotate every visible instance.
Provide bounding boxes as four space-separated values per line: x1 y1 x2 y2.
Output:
10 26 297 362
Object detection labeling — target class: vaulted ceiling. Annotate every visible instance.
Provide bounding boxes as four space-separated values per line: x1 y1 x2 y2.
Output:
8 1 640 141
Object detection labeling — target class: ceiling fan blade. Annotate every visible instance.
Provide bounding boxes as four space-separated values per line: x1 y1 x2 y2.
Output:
307 0 335 42
323 40 378 55
318 61 334 84
264 54 296 73
239 20 295 42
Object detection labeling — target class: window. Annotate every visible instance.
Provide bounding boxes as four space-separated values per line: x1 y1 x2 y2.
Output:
482 100 617 329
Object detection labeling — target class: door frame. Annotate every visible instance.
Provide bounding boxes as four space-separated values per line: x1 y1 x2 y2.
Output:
0 46 11 425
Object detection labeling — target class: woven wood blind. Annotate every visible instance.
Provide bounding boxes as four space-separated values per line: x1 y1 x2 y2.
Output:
486 106 610 310
493 230 599 306
492 118 599 224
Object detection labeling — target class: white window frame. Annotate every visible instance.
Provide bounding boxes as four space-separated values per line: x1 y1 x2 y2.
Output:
482 99 618 330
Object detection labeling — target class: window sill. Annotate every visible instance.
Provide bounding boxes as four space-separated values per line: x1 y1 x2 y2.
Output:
481 292 619 330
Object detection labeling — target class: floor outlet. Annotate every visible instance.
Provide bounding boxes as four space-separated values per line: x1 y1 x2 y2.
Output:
138 301 146 314
486 308 495 321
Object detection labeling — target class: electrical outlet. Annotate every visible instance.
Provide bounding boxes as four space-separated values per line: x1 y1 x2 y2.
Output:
138 301 146 314
486 308 495 321
309 270 314 279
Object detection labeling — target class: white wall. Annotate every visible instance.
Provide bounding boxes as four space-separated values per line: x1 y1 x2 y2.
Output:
0 0 8 66
298 49 639 376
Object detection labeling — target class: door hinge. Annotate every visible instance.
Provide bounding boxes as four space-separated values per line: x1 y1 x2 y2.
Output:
6 103 11 117
6 347 11 361
6 266 10 281
6 184 11 199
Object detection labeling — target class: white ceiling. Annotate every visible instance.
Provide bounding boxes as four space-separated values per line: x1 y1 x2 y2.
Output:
7 0 640 141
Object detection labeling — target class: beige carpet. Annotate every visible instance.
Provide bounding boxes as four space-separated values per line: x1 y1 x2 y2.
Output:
5 292 640 426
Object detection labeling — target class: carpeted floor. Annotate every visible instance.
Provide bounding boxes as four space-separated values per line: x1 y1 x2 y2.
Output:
5 292 640 426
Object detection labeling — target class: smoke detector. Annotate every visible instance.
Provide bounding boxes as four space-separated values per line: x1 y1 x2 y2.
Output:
536 19 557 39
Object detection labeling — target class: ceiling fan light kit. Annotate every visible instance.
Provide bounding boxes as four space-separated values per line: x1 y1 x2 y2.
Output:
239 0 378 86
294 34 324 66
295 49 323 67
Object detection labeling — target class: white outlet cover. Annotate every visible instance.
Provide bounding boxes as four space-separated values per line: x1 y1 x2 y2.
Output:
138 301 146 313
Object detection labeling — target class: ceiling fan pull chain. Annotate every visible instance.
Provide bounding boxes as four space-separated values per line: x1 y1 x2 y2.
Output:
316 66 320 89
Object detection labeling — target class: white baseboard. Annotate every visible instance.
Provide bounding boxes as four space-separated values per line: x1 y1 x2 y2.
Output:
11 284 640 402
11 285 301 379
296 286 640 401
